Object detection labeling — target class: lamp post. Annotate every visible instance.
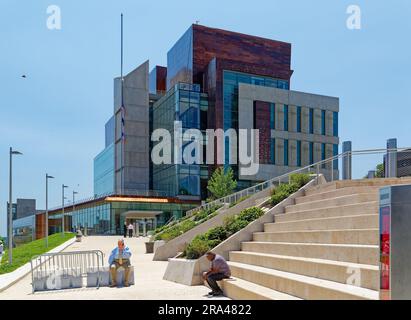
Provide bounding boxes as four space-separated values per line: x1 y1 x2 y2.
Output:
45 174 54 248
62 184 69 236
8 147 22 264
72 190 78 231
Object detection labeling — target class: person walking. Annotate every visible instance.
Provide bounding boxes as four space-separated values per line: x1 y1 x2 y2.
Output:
127 222 134 238
123 221 128 238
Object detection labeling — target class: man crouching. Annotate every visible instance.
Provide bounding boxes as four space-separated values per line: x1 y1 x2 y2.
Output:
203 251 231 296
108 239 132 287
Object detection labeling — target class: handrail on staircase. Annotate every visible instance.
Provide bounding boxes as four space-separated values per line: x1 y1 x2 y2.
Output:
186 146 411 216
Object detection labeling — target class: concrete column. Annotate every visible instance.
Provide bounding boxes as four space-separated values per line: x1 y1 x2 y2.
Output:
342 141 352 180
386 138 397 178
143 219 147 237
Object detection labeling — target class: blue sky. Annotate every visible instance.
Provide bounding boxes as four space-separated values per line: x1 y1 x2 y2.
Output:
1 0 410 236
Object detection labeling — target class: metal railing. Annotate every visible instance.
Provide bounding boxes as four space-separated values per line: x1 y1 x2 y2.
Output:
186 147 411 216
30 250 105 293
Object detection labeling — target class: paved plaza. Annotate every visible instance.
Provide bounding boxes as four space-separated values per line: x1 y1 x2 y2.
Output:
0 236 228 300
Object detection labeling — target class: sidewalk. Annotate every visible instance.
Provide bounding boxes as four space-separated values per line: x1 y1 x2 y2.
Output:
0 236 229 300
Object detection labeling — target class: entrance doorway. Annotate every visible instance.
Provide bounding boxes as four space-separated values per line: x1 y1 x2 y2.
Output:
122 211 162 237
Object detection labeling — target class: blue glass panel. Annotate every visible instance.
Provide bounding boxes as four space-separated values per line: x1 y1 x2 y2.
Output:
309 142 314 165
333 112 339 137
297 140 301 167
321 110 326 135
297 106 301 133
284 139 289 166
309 108 314 134
284 105 289 131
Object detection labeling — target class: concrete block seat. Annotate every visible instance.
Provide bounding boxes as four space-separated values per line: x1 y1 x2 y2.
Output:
87 266 135 287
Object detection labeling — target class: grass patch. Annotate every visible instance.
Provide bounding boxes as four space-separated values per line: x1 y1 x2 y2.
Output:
0 233 75 275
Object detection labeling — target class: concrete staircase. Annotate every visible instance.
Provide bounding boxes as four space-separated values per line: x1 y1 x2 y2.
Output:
220 178 411 300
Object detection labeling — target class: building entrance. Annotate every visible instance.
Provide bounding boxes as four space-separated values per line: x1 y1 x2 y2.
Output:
121 210 162 237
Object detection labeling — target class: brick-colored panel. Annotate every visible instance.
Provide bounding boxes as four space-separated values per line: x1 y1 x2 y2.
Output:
254 101 271 164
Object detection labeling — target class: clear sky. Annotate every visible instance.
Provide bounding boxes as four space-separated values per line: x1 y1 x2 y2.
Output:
1 0 410 236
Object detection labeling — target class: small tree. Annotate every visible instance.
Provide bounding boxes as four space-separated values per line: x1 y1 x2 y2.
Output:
207 167 237 200
376 163 385 178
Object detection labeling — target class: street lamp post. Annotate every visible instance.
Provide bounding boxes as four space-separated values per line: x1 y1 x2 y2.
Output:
72 190 78 231
45 174 54 248
62 184 69 236
8 147 22 264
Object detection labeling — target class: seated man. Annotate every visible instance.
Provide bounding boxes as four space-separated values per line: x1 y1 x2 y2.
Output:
108 239 132 287
202 251 231 296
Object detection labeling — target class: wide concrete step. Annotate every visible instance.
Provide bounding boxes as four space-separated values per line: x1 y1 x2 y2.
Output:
276 202 378 222
240 241 379 265
253 229 378 245
285 193 378 213
220 277 301 300
304 182 337 196
228 262 379 300
265 214 378 232
229 251 379 290
296 187 379 204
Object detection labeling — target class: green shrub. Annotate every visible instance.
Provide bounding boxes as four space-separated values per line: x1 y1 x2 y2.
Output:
204 226 227 242
185 236 220 259
290 173 311 188
184 207 264 259
269 173 311 207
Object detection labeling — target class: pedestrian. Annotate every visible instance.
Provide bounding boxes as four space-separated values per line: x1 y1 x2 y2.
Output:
108 239 132 287
123 221 128 238
128 222 134 238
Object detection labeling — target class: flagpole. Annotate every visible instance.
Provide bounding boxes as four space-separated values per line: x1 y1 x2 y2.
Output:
120 13 124 195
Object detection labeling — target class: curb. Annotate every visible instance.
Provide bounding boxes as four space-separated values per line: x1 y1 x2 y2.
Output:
0 237 76 293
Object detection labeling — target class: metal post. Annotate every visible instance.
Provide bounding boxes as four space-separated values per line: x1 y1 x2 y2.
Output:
62 184 68 235
8 147 22 264
72 191 78 232
45 174 54 248
8 148 13 264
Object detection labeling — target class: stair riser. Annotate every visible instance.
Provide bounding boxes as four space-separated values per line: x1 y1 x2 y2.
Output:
241 242 379 265
276 203 377 222
286 194 378 213
221 281 272 300
297 188 379 204
304 184 337 196
230 265 372 300
229 252 379 290
265 215 378 232
253 230 378 245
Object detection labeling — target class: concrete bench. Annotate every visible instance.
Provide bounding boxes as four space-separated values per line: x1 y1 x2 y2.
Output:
87 266 135 287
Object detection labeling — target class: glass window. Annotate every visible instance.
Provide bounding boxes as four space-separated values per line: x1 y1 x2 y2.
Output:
309 142 314 165
321 143 326 169
270 103 275 130
309 108 314 134
333 112 338 137
297 106 302 133
271 138 276 164
284 139 289 166
284 105 289 131
321 110 326 135
297 140 301 167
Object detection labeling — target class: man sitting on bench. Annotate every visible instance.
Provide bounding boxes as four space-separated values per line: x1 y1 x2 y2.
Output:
108 239 132 287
